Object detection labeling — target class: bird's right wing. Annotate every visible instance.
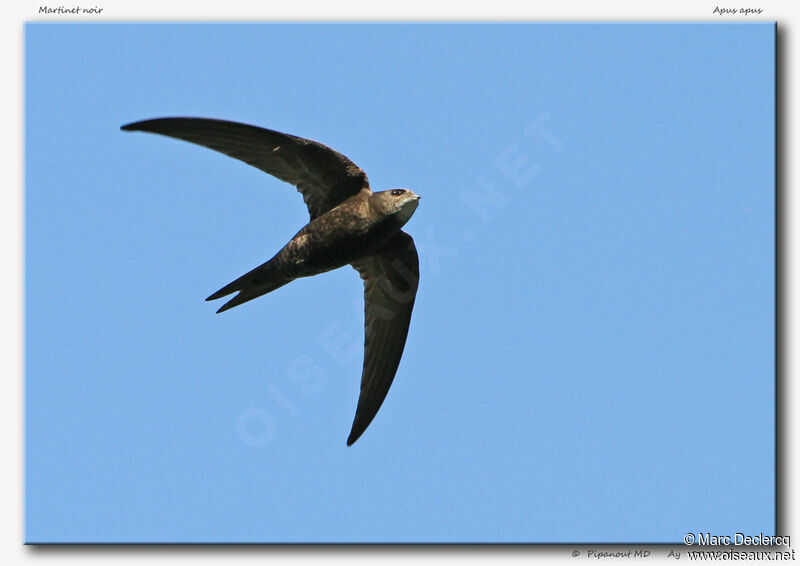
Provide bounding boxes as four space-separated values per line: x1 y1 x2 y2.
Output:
121 117 371 219
348 231 419 445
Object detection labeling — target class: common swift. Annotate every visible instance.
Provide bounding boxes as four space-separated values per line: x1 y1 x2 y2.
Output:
121 117 420 445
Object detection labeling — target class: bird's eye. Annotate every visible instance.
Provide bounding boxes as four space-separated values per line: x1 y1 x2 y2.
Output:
391 189 406 196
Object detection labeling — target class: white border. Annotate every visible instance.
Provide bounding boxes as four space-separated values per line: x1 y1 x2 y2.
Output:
3 2 795 565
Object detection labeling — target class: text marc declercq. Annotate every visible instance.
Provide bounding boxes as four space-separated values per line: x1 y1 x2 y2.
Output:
692 533 789 546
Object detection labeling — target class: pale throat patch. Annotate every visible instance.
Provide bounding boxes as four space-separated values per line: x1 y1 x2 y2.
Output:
395 199 419 224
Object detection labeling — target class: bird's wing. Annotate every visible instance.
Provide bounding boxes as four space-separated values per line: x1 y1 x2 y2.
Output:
121 117 371 219
348 231 419 445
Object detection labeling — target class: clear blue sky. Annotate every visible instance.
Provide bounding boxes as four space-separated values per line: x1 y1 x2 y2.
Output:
25 23 775 543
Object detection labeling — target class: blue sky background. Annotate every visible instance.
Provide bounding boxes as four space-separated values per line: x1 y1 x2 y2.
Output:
25 23 775 543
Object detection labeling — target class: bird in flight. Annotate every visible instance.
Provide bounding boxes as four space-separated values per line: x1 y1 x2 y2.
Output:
121 117 421 445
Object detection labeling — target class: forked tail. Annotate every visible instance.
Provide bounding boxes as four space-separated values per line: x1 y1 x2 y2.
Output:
206 262 293 313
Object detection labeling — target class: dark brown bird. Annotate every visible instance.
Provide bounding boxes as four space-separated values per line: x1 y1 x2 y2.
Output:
121 117 420 446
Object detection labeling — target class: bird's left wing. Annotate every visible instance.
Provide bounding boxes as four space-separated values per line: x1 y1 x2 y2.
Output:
348 231 419 445
121 117 370 219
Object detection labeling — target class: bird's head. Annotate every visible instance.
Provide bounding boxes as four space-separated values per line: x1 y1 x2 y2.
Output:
369 188 421 225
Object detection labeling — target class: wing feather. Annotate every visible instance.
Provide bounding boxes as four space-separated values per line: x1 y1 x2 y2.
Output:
348 232 419 445
121 117 370 219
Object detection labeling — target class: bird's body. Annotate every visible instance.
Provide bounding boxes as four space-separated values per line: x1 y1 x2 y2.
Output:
273 190 411 278
121 117 421 445
208 188 418 313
